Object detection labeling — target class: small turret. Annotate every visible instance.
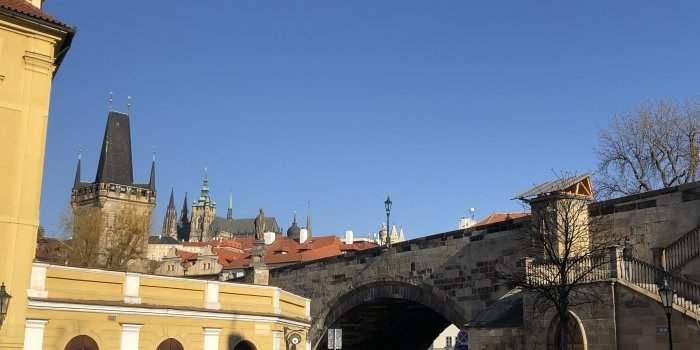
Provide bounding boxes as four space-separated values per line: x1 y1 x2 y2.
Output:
73 152 81 189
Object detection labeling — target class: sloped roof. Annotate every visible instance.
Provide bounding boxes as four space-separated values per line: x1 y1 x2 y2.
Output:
514 173 591 200
474 212 530 228
95 112 134 185
0 0 66 26
210 217 281 236
148 236 180 244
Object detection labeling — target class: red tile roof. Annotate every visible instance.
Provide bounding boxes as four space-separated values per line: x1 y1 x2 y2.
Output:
0 0 66 26
475 212 530 227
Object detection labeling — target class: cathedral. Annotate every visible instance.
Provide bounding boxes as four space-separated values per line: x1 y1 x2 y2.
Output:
70 110 156 261
161 173 283 242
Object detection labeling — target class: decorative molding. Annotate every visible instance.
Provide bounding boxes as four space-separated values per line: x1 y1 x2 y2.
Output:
305 299 311 319
23 50 54 75
28 300 311 328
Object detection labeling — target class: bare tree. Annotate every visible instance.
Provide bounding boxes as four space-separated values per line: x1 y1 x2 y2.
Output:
60 207 150 271
500 175 621 350
597 98 700 198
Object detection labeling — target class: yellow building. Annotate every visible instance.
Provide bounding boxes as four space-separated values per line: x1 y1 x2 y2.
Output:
0 1 73 348
0 2 310 349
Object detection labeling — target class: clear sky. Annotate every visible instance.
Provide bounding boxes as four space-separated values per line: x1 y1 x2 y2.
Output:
41 1 700 239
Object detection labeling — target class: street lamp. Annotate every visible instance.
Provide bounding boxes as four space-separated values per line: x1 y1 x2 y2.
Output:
0 283 11 328
658 278 676 350
384 196 392 247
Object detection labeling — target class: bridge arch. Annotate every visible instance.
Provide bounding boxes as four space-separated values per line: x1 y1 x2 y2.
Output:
313 280 468 350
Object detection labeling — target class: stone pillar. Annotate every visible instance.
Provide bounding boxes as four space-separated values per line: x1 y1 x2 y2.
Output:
205 281 221 310
120 323 143 350
203 327 221 350
22 319 48 350
272 330 282 350
27 263 48 298
123 273 141 304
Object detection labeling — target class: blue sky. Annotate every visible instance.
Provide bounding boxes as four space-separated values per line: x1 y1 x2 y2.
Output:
41 1 700 239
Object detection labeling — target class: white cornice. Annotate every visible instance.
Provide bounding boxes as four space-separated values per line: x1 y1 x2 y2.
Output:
28 299 310 328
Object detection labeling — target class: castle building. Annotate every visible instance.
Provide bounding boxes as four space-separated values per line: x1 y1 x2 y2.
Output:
165 174 282 242
70 111 156 261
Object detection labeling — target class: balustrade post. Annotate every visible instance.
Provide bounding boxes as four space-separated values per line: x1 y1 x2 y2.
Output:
608 245 624 280
522 257 535 285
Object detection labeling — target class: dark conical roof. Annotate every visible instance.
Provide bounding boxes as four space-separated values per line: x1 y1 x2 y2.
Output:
148 159 156 191
287 213 301 240
73 157 81 189
95 112 133 185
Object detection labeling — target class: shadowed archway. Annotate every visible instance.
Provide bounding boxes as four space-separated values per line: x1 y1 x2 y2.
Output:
232 340 257 350
157 338 184 350
316 281 468 350
65 335 99 350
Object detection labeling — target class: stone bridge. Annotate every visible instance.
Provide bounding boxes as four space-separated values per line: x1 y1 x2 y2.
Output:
269 219 527 350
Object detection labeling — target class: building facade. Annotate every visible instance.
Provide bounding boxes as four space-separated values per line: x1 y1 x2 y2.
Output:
0 1 73 348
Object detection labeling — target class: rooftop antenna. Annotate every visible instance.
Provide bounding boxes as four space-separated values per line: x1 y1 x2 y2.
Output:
108 92 113 111
152 145 156 162
127 95 132 114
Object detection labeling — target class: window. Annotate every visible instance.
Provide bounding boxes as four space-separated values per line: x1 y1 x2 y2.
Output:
445 336 452 348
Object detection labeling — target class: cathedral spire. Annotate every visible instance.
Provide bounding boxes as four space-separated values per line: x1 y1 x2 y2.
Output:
162 188 178 238
306 201 312 238
73 150 82 189
227 192 233 220
167 188 175 209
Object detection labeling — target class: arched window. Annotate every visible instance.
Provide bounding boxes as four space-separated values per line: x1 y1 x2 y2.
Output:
65 335 99 350
157 338 184 350
546 312 586 350
232 340 257 350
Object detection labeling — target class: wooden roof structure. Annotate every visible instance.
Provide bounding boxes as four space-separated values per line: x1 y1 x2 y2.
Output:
514 173 593 201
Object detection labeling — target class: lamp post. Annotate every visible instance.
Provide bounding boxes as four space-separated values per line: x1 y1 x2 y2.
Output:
658 278 675 350
384 196 392 247
0 282 11 328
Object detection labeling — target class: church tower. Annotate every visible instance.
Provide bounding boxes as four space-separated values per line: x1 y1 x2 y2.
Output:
189 170 216 242
161 188 178 239
71 111 156 262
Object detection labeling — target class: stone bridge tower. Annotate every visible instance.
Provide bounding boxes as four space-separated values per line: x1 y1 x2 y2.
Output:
71 111 156 261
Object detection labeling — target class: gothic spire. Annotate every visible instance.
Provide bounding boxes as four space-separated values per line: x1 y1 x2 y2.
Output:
73 151 82 189
227 192 233 220
306 201 312 238
167 188 175 209
181 192 189 218
95 112 134 185
148 152 156 191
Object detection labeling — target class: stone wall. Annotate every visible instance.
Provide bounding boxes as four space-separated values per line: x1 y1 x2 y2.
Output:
467 327 524 350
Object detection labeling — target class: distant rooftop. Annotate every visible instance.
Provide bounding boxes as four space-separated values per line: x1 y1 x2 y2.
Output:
514 173 592 201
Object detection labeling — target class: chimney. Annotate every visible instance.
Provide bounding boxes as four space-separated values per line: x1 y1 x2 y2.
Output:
345 230 354 244
26 0 43 9
299 228 308 244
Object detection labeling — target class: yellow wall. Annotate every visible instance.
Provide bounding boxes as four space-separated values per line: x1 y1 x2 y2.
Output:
0 8 71 349
26 264 310 349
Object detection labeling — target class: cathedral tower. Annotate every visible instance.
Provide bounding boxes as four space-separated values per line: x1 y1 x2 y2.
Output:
71 111 156 262
189 170 216 242
162 188 178 239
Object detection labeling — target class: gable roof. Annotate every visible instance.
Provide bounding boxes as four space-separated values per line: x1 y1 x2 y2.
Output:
514 173 592 200
474 212 530 228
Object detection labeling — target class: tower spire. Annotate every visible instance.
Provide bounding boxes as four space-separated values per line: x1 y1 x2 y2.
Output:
148 150 156 191
168 188 175 209
227 192 233 220
306 201 312 238
73 148 82 188
95 111 134 185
